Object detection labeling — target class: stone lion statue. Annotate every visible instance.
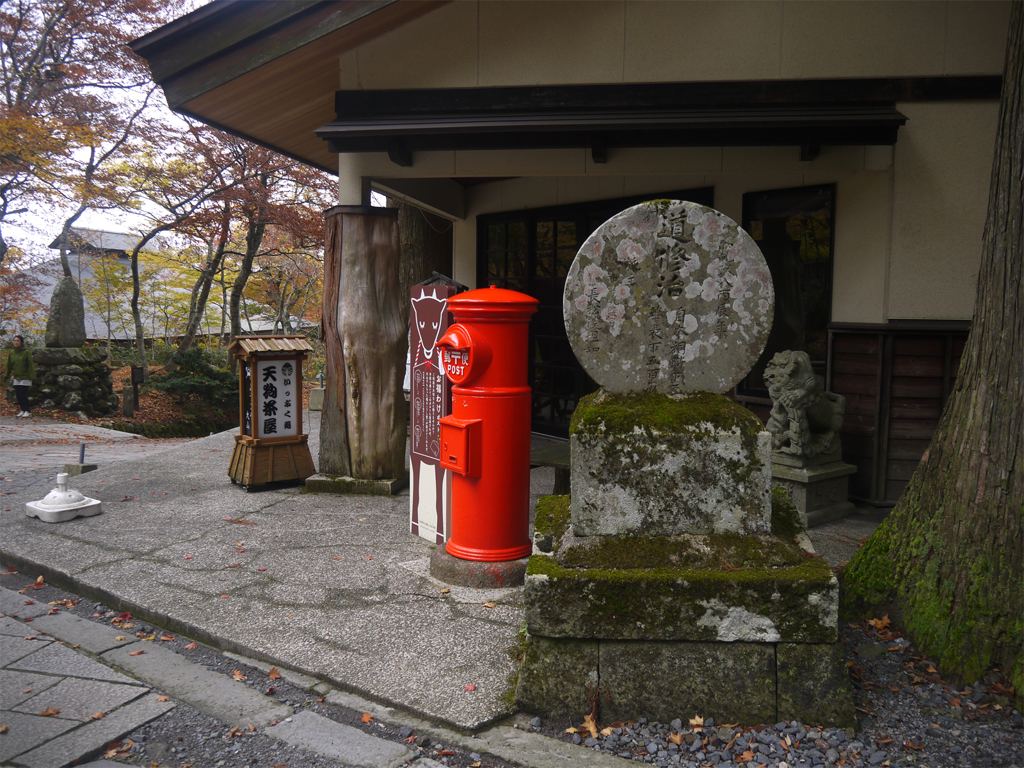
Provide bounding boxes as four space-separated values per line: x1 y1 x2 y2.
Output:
763 350 845 460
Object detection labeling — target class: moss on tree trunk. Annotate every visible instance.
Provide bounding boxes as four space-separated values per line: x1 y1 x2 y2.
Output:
842 4 1023 707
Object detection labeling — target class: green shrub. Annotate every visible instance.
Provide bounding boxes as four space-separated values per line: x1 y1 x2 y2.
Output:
149 347 236 411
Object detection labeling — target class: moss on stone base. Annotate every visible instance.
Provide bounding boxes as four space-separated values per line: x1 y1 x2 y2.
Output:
570 389 765 440
771 486 805 539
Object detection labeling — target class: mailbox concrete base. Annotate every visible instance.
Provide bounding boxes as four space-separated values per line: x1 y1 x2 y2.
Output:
429 546 529 588
304 473 408 496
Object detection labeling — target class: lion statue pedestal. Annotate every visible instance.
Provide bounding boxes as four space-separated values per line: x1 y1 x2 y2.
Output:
763 350 856 527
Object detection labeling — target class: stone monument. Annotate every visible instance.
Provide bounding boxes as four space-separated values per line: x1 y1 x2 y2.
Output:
764 349 857 527
516 200 855 727
4 276 119 417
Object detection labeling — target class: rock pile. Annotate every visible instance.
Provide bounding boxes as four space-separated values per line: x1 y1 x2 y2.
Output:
7 346 120 417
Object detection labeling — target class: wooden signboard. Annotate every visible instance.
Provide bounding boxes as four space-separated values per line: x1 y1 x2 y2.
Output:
409 286 456 543
227 335 315 488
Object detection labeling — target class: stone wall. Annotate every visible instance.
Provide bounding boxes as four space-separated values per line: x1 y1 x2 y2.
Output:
4 347 119 417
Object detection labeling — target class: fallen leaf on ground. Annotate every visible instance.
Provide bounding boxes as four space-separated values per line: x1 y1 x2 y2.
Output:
404 735 416 743
23 636 37 641
227 563 242 568
248 723 255 732
689 715 704 732
90 712 105 720
232 670 246 681
0 725 7 734
464 684 476 691
228 727 239 738
268 668 281 680
583 713 599 738
669 732 683 746
160 635 174 642
220 595 229 599
265 686 277 695
156 696 170 702
360 712 373 723
38 707 60 716
482 602 496 608
331 556 343 560
184 642 198 650
183 555 192 560
439 588 450 594
868 615 891 631
128 649 145 656
257 568 268 572
115 636 126 641
24 600 34 605
223 518 256 525
437 750 455 756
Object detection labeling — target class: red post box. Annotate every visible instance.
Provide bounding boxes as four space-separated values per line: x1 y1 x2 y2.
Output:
436 286 538 562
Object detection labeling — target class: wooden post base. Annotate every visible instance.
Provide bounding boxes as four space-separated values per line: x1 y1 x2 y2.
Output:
228 436 315 488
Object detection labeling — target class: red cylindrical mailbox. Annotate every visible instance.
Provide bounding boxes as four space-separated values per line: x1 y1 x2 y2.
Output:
436 286 538 561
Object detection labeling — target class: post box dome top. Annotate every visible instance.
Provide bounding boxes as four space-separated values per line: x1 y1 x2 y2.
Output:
227 335 313 355
446 286 538 321
448 286 539 307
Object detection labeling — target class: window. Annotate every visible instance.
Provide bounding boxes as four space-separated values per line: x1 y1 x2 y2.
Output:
738 184 836 398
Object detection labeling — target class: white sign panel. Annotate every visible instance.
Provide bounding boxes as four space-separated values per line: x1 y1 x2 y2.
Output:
255 359 298 438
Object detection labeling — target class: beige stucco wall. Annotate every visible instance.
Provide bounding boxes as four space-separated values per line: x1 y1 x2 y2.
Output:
340 0 1009 89
336 0 1008 323
887 101 999 320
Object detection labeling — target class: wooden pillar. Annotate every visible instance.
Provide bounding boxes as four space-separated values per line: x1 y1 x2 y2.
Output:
321 206 407 479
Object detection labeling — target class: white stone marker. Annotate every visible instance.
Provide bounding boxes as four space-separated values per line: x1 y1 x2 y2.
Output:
26 472 103 523
563 200 774 394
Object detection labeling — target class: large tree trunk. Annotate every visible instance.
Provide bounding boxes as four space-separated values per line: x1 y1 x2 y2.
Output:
320 206 407 479
390 199 455 327
842 4 1023 704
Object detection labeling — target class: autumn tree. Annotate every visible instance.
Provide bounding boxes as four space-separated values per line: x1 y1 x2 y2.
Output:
0 0 172 268
842 5 1023 703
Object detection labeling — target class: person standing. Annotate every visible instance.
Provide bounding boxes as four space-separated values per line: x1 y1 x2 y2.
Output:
6 335 35 418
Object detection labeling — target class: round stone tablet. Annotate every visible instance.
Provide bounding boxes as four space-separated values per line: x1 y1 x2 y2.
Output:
563 200 774 394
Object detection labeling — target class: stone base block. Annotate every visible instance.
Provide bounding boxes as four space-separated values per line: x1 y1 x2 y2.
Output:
429 547 528 588
516 636 855 727
771 461 857 529
570 390 772 537
778 642 857 727
308 387 325 411
63 463 98 477
525 554 838 643
513 636 599 719
304 473 408 496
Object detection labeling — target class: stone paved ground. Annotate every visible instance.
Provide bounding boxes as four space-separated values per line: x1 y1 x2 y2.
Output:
0 415 192 499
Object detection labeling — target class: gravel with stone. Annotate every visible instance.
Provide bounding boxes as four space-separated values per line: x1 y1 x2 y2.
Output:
527 619 1022 768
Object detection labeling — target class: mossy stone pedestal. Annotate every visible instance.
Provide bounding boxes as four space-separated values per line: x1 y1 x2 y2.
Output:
515 391 855 727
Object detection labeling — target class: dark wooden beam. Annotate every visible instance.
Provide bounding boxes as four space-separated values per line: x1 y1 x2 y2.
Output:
333 76 1002 118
